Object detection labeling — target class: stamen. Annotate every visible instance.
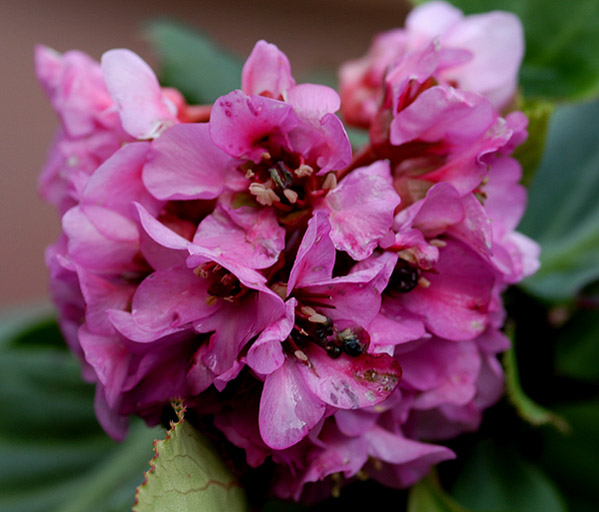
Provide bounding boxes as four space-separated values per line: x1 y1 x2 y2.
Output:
429 239 447 248
245 168 255 179
294 350 309 362
249 182 280 206
322 172 338 190
300 306 328 324
261 151 271 161
193 266 209 279
206 295 219 306
294 163 314 177
283 189 298 204
418 276 431 288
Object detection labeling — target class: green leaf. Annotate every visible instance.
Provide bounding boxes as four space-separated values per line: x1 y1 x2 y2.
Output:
450 440 567 512
415 0 599 100
134 404 249 512
407 475 471 512
518 99 599 301
503 342 569 433
554 309 599 382
0 310 162 512
145 19 243 104
539 401 599 512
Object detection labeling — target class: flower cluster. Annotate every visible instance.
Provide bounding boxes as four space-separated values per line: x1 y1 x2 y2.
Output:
37 1 539 502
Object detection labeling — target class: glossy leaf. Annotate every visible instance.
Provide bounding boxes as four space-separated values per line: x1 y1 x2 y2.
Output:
134 404 249 512
0 309 162 512
539 401 599 512
145 20 243 104
450 440 567 512
407 475 470 512
413 0 599 100
518 99 599 301
554 309 599 382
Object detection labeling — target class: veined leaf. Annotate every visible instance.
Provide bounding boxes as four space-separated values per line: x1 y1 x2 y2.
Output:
134 403 249 512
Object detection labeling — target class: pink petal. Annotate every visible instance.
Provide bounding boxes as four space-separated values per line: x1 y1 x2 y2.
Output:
286 83 341 118
287 211 336 293
400 238 495 340
143 123 231 200
101 49 177 139
441 12 524 109
325 160 400 260
297 344 402 409
193 201 284 269
259 360 326 449
242 40 296 98
210 90 297 162
246 299 296 376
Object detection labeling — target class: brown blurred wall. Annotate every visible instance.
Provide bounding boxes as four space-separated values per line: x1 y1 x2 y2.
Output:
0 0 409 308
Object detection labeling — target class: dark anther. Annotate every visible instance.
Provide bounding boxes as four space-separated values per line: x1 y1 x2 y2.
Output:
269 161 294 190
337 326 370 357
388 258 420 294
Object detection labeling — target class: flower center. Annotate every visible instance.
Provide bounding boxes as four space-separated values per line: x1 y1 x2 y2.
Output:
194 262 246 304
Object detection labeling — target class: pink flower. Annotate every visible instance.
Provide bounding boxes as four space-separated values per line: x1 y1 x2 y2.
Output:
36 16 538 501
35 46 197 214
339 1 524 126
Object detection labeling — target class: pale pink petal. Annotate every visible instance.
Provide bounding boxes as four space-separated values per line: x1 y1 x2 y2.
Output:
441 12 524 109
259 360 326 450
101 49 177 139
286 83 341 118
242 40 296 98
143 123 231 200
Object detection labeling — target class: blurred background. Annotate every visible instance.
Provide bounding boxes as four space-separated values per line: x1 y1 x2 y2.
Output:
0 0 409 308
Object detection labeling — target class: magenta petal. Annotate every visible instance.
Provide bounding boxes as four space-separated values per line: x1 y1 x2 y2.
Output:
391 85 496 147
242 40 296 97
287 211 336 293
94 385 129 441
246 299 296 376
132 267 216 332
325 160 400 260
298 344 401 409
143 123 231 200
193 202 284 269
259 360 326 450
81 141 158 220
210 90 297 161
400 338 480 408
365 425 455 466
78 326 130 407
62 206 140 273
101 49 177 139
401 238 495 340
75 266 136 334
